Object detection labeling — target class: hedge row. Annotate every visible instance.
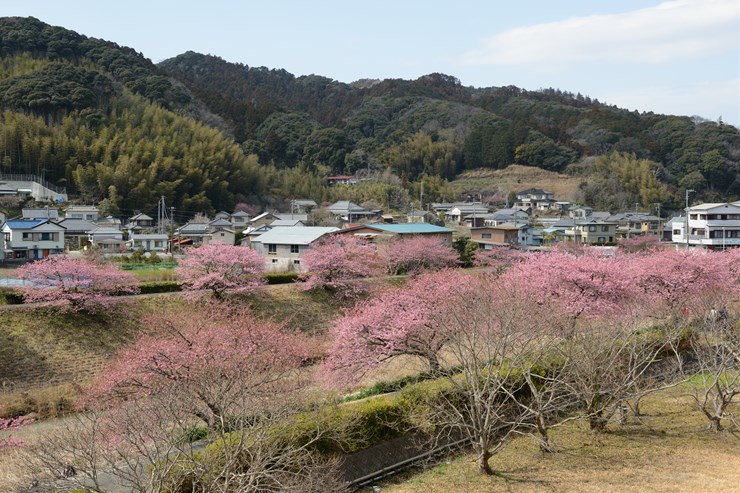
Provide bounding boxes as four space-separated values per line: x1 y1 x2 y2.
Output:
138 281 182 294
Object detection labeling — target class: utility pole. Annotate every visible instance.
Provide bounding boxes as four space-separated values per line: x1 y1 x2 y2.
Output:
169 206 175 259
685 189 694 250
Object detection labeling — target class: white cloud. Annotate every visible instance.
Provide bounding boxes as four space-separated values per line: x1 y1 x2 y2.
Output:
461 0 738 68
602 79 740 126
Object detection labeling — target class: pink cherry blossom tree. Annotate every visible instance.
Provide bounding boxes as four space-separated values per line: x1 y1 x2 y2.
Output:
473 245 528 273
91 302 317 431
502 251 640 323
617 235 663 254
300 235 382 298
176 243 266 299
381 235 459 276
322 269 473 384
17 255 139 313
629 249 732 320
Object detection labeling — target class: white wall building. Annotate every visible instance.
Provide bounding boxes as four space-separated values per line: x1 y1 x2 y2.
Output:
671 201 740 250
2 219 66 261
251 226 338 272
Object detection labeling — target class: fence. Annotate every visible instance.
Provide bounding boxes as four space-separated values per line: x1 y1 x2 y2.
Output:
0 173 67 195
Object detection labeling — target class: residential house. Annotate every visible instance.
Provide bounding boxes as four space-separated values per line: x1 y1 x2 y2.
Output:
270 219 306 228
239 224 273 247
127 233 168 252
327 201 379 223
276 212 308 222
56 218 98 250
96 215 122 230
334 223 454 245
64 205 100 222
251 226 339 271
569 207 611 221
230 210 251 230
407 210 439 224
124 213 155 234
290 199 318 212
176 221 210 246
470 225 520 249
2 219 65 261
481 208 529 227
22 208 60 220
445 203 490 225
89 227 125 251
671 201 740 250
249 212 281 229
607 212 663 239
663 216 683 242
203 218 235 245
557 217 617 245
513 188 556 211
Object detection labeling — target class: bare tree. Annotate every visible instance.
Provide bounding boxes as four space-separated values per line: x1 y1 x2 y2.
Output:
556 319 673 433
413 277 544 474
689 310 739 432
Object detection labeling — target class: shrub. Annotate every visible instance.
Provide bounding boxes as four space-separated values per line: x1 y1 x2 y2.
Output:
138 281 182 294
263 272 299 285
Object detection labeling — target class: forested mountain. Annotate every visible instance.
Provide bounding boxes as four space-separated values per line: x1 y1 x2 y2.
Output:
0 17 737 217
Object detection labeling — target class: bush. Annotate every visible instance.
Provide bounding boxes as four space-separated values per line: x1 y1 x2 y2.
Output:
263 272 299 285
0 288 24 305
138 281 182 294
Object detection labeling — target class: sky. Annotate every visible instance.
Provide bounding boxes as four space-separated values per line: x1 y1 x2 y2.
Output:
5 0 740 125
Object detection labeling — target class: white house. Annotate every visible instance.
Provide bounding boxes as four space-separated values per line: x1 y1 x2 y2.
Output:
513 188 556 211
251 226 338 271
2 219 66 261
64 205 100 222
671 201 740 250
127 233 169 252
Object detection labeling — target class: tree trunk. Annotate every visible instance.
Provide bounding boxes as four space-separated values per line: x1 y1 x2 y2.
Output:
478 447 494 475
589 413 607 433
537 415 553 453
708 416 721 432
617 401 628 425
428 353 441 374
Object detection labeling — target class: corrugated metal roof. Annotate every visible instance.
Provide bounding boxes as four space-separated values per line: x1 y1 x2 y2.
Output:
364 224 454 234
251 227 338 245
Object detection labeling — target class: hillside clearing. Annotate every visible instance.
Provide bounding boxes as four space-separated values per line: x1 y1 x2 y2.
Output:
450 165 583 202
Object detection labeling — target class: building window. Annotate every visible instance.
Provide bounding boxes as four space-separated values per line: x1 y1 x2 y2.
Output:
588 225 597 232
22 232 32 241
481 233 492 239
293 260 300 265
673 229 681 235
3 233 10 242
15 250 27 259
601 225 609 232
267 244 277 255
290 245 300 254
598 237 606 243
271 259 278 264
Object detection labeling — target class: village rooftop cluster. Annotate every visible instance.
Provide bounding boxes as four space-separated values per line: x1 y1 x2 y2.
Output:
1 176 739 266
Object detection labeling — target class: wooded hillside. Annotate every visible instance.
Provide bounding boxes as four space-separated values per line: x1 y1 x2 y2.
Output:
0 17 737 216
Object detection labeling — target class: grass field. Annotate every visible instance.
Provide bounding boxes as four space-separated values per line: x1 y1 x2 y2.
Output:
450 165 583 202
375 385 740 493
